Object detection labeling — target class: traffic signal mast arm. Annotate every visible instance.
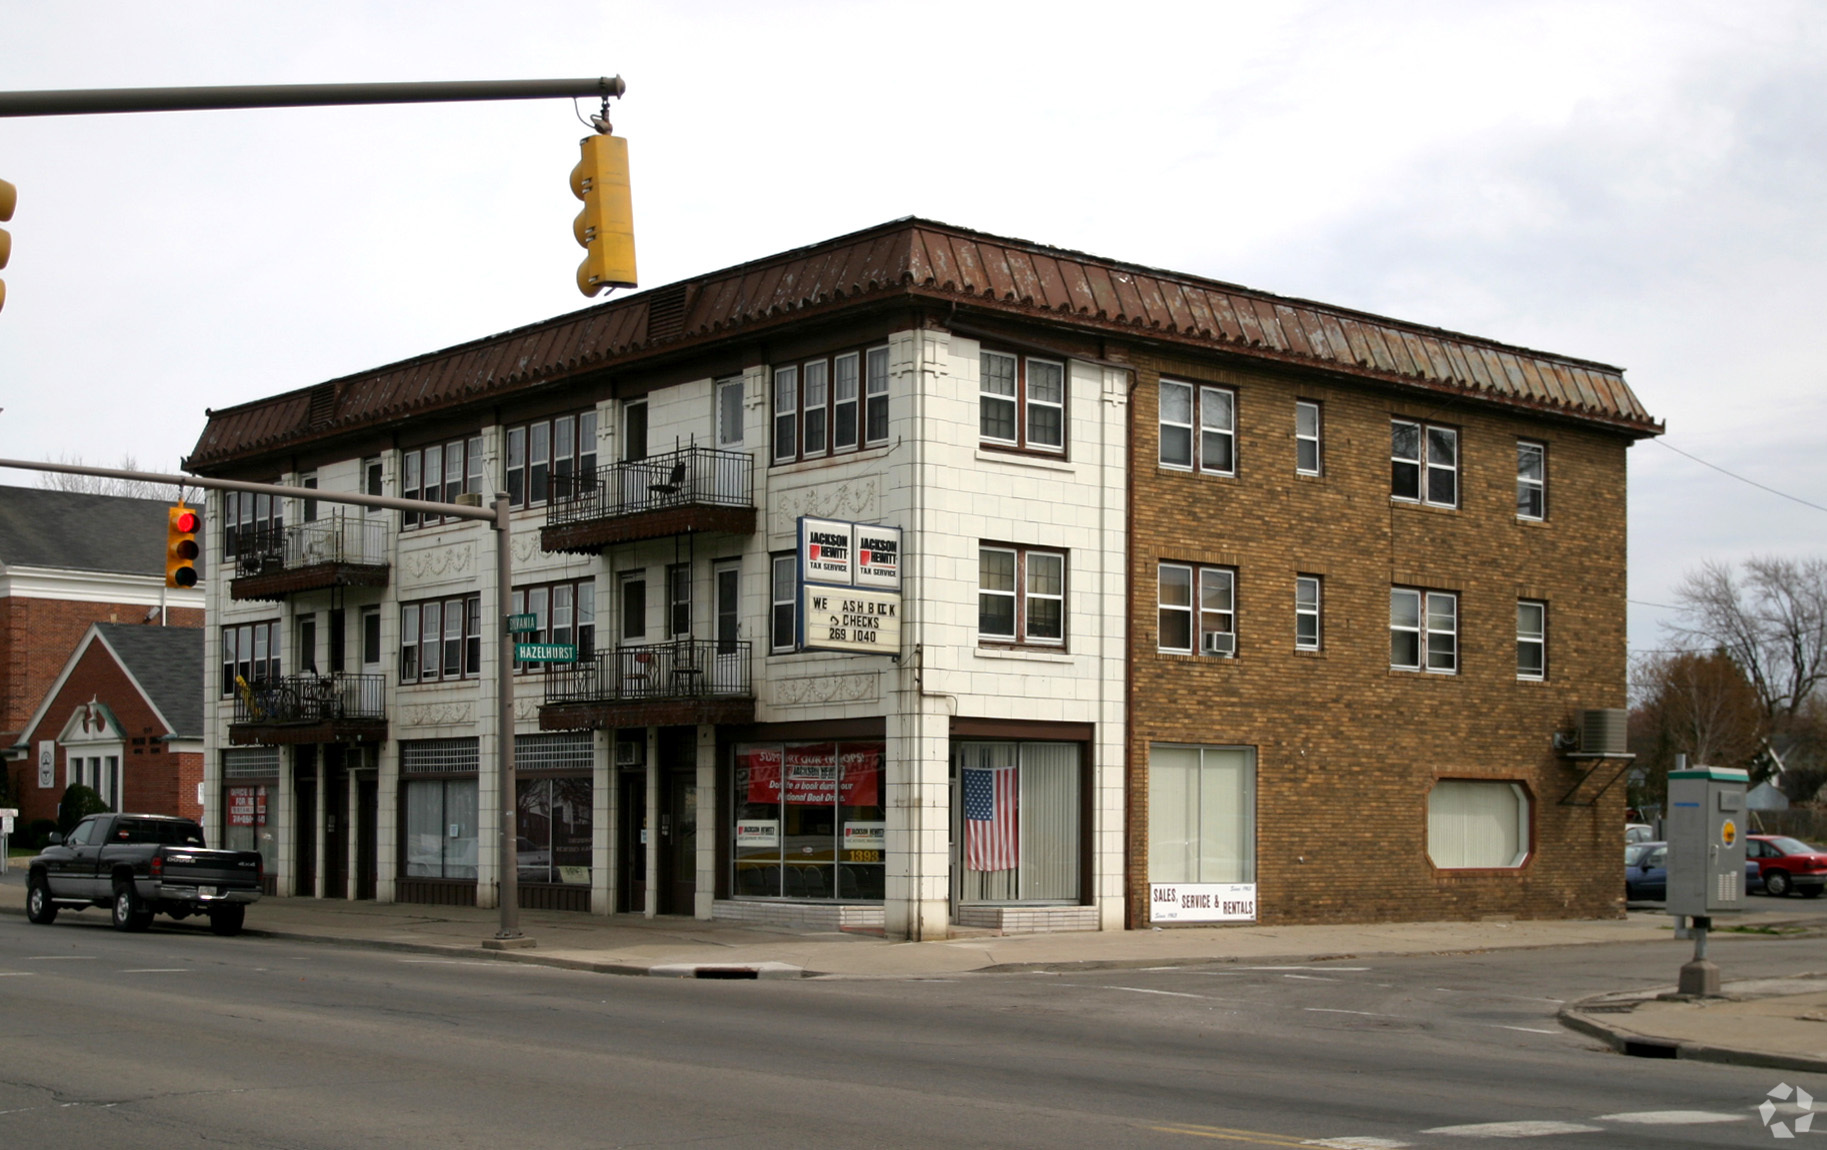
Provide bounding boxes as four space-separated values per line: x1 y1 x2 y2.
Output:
0 77 623 117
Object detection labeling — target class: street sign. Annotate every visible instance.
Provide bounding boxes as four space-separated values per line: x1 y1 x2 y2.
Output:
515 642 577 663
801 587 900 655
506 613 539 633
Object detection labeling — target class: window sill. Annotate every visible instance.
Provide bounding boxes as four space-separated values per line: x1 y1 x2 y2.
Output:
773 444 892 471
1390 498 1459 513
1157 463 1238 481
1515 516 1549 527
974 447 1074 473
975 645 1072 664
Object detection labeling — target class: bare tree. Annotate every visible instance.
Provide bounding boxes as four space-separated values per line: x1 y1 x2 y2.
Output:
1629 650 1769 808
36 453 170 500
1667 556 1827 721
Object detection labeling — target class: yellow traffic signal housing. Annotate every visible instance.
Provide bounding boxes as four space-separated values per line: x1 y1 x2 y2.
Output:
166 503 201 589
0 176 14 314
571 133 637 296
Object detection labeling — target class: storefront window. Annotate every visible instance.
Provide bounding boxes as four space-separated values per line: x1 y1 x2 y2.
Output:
1148 745 1256 883
517 777 593 884
404 778 478 879
955 742 1081 903
221 784 277 878
733 742 884 901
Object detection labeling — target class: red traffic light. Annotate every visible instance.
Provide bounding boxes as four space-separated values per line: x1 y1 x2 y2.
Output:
173 508 200 534
166 503 201 589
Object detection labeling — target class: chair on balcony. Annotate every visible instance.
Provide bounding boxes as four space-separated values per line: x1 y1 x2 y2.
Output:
668 640 703 696
648 461 686 504
624 650 658 698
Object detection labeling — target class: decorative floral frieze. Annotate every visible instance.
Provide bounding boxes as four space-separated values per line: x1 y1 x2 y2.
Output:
770 673 879 708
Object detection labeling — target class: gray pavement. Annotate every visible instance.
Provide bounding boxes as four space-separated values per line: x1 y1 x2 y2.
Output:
6 863 1824 1072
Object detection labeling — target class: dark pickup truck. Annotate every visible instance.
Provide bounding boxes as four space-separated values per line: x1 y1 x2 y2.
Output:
26 813 262 935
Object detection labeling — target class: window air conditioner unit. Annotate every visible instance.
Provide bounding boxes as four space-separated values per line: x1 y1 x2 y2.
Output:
615 741 643 768
1202 632 1234 656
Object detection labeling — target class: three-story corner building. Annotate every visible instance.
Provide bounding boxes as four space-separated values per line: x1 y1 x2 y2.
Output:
185 217 1658 938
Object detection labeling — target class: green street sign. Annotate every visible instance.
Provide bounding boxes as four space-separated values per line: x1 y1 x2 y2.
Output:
515 642 577 663
506 613 539 633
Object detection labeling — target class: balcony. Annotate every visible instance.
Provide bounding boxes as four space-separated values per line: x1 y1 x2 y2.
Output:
227 672 389 746
230 514 391 602
539 639 754 730
541 445 756 554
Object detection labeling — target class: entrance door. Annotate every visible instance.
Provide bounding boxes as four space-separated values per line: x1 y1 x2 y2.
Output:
356 776 377 900
658 770 697 915
322 749 348 900
294 772 318 898
619 772 646 914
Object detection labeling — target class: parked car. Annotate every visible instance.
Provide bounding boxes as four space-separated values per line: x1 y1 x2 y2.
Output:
26 813 263 934
1625 823 1655 844
1624 841 1764 902
1746 834 1827 898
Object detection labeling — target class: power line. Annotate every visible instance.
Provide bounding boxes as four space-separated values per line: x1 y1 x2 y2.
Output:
1654 438 1827 514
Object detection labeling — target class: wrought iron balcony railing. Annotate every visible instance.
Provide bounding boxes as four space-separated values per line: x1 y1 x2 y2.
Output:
230 672 388 726
545 445 754 529
542 640 752 706
234 513 391 578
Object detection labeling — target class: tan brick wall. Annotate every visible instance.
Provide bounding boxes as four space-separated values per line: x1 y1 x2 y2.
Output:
1125 350 1632 927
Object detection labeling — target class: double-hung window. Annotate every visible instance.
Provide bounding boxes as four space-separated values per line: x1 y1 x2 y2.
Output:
510 580 595 673
771 554 798 653
716 377 745 447
1159 381 1235 474
1158 564 1237 656
401 436 483 529
1390 588 1457 673
979 546 1066 646
1517 440 1546 520
981 351 1065 454
773 346 891 463
1295 575 1321 650
1391 419 1457 507
1517 600 1546 680
505 411 597 507
1295 401 1321 475
399 594 482 683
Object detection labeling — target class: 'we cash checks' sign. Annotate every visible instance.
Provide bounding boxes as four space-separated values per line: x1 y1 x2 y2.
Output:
799 517 902 655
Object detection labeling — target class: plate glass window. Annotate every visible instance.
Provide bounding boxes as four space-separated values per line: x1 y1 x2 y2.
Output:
1428 780 1529 868
1149 745 1256 884
955 742 1081 903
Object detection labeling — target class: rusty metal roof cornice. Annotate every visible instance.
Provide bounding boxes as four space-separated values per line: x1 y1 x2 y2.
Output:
186 218 1659 471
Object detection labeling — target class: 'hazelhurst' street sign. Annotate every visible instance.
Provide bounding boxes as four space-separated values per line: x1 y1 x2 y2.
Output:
515 642 577 663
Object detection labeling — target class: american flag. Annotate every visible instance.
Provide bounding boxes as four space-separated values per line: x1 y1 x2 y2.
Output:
963 767 1018 872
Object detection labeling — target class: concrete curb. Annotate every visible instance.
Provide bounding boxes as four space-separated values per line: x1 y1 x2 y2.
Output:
1558 991 1827 1074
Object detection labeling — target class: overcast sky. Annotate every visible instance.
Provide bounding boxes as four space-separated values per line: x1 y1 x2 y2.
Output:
2 1 1822 661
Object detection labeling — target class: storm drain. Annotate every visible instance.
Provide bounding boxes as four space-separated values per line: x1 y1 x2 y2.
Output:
693 967 761 980
1621 1038 1679 1059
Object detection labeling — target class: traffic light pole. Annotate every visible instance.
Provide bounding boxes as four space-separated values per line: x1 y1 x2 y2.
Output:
0 456 528 943
0 77 623 117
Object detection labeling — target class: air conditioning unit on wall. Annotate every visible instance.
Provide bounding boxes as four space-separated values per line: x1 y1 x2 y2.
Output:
1580 708 1629 755
615 740 643 768
1202 632 1234 656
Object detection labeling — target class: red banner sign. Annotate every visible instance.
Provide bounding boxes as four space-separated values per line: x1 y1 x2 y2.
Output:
227 785 267 827
743 743 881 806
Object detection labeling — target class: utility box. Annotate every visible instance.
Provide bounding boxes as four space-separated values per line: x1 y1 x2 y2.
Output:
1666 765 1748 917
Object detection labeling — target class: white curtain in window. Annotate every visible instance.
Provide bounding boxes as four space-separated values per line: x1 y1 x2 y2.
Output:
1428 780 1526 868
1148 745 1255 884
1019 743 1079 901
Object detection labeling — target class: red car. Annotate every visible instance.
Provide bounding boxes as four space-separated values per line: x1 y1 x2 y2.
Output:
1747 834 1827 898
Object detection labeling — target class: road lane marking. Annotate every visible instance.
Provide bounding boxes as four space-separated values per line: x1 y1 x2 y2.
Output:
1420 1120 1602 1137
1235 966 1371 972
1303 1008 1395 1017
1593 1111 1741 1124
1149 1123 1322 1147
121 968 189 973
23 955 96 960
1304 1139 1412 1149
1489 1025 1558 1035
398 959 496 966
0 972 36 977
1106 986 1208 999
1281 974 1339 981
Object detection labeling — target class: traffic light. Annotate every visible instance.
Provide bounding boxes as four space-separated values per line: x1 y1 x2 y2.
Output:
166 503 200 589
0 177 14 313
571 132 637 296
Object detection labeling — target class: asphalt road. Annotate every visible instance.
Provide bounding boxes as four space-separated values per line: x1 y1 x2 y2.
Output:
2 914 1820 1149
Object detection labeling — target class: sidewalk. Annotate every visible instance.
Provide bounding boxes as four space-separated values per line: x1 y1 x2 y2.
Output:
5 866 1824 1071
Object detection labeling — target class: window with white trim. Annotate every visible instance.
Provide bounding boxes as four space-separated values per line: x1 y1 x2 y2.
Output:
1391 419 1457 507
1517 600 1546 680
1390 587 1457 673
1295 575 1321 651
221 620 281 695
1428 780 1529 869
1159 381 1236 474
510 579 596 673
401 436 484 529
771 554 797 653
772 346 891 464
1517 440 1546 520
716 377 745 447
1157 563 1236 656
981 351 1065 453
666 563 691 639
1295 400 1321 475
506 410 597 507
399 594 482 683
979 545 1065 645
